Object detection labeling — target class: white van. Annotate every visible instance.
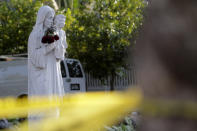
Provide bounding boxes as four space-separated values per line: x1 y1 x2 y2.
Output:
61 59 86 93
0 56 86 98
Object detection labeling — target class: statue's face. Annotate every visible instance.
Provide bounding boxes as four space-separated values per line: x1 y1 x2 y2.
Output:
44 11 54 28
54 17 65 29
58 18 65 28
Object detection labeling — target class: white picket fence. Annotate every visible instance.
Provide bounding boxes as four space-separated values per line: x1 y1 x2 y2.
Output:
85 67 137 91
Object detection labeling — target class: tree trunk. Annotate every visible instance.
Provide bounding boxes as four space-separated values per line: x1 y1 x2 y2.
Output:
110 71 115 91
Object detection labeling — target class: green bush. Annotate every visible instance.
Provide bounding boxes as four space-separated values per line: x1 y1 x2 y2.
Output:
105 116 137 131
64 0 146 90
0 0 53 55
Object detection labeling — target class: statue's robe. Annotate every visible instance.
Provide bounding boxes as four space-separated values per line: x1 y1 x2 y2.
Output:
28 29 66 98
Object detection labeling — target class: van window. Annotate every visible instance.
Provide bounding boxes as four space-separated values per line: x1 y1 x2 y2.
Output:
60 61 67 77
67 60 83 78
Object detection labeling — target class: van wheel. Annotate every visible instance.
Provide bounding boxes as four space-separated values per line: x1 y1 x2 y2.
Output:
17 94 28 99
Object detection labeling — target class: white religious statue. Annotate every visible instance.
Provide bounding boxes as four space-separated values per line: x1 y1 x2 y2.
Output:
54 14 67 61
28 6 65 99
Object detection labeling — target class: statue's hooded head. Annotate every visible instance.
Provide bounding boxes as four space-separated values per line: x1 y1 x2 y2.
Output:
33 6 55 34
54 14 66 29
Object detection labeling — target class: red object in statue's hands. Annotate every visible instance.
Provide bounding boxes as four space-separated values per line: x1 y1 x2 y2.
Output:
41 26 59 44
54 35 59 40
41 36 48 43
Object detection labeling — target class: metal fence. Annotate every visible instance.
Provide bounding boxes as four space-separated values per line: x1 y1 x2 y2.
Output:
85 67 137 91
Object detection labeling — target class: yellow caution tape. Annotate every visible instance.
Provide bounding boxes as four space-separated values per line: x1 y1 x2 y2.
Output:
0 89 142 131
141 98 197 120
1 88 196 131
